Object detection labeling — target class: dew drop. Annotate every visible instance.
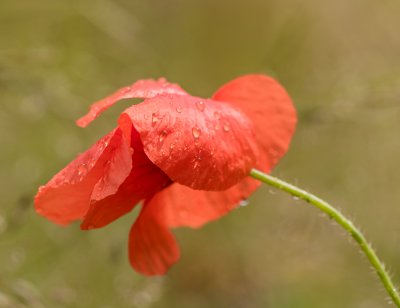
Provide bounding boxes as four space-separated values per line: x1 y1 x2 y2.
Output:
152 113 159 125
239 200 249 207
121 86 131 94
223 123 230 132
192 127 201 139
169 143 175 150
159 130 168 143
214 111 221 119
78 164 87 176
268 148 278 157
293 196 300 201
195 100 205 112
176 106 183 113
98 140 108 152
93 181 105 196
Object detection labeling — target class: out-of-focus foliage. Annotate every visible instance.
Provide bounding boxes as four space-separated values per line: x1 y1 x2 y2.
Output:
1 0 400 307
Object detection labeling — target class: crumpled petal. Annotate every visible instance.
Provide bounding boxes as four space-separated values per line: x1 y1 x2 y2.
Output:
81 127 172 230
213 74 297 172
144 178 260 229
120 94 260 191
34 128 132 225
129 198 180 275
76 78 188 127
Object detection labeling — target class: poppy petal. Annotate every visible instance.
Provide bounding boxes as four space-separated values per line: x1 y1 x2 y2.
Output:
34 128 132 225
213 74 297 172
145 178 260 229
76 78 188 127
129 198 180 275
81 128 172 230
120 94 260 191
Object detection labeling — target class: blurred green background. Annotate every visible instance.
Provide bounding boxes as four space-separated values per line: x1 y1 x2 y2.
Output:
1 0 400 307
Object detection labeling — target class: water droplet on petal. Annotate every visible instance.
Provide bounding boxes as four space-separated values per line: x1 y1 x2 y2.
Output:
152 113 159 125
239 200 249 207
98 140 108 152
214 111 221 119
170 142 175 150
78 164 87 176
196 100 205 112
192 127 201 139
121 86 131 94
159 130 168 143
93 180 105 196
176 106 182 113
223 122 230 132
268 148 278 156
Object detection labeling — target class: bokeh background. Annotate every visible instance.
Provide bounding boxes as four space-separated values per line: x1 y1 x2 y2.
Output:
1 0 400 307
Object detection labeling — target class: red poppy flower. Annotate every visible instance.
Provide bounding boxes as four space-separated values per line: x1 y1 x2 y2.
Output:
35 74 296 275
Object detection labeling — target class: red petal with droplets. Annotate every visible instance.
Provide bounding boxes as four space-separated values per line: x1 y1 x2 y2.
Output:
129 198 180 275
76 78 187 127
213 74 297 172
34 128 132 225
145 177 260 229
81 127 172 230
120 94 260 191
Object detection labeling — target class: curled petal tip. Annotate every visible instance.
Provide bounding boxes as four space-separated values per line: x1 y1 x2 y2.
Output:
76 78 188 127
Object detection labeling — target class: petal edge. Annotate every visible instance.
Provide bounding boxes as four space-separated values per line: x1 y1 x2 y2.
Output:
213 74 297 172
77 78 188 127
129 199 180 275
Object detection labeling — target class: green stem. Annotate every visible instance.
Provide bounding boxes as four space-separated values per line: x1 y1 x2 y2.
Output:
250 168 400 307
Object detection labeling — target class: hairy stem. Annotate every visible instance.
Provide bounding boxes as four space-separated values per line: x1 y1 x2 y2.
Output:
250 168 400 306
